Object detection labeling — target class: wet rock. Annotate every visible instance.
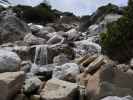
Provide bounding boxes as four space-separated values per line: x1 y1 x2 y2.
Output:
0 71 25 100
20 61 32 73
0 49 21 72
13 46 31 60
40 78 79 100
24 33 46 45
53 63 80 82
53 53 70 65
48 44 75 63
35 64 55 80
23 76 42 94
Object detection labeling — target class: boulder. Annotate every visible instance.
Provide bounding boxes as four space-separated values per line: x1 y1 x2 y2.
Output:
33 26 55 39
66 29 80 41
31 64 55 80
24 33 46 45
74 40 101 57
53 63 80 82
86 63 133 100
85 55 104 74
0 10 30 43
0 49 21 72
23 76 42 94
14 94 28 100
81 54 98 67
48 44 75 62
40 78 79 100
116 64 130 72
28 23 44 34
47 34 64 45
130 58 133 68
20 61 32 73
13 46 31 60
101 96 133 100
53 53 70 65
0 71 25 100
30 95 40 100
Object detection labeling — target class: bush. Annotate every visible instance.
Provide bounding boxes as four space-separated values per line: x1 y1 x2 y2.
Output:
100 0 133 62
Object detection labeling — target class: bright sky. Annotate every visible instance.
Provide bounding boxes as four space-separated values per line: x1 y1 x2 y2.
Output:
10 0 128 16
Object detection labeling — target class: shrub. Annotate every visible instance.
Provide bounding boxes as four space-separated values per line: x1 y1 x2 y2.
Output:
100 0 133 62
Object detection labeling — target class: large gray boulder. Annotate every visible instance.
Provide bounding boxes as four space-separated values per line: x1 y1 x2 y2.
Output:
0 71 25 100
53 53 70 65
53 63 80 82
74 39 101 57
0 10 30 43
29 23 55 39
40 78 79 100
0 49 21 72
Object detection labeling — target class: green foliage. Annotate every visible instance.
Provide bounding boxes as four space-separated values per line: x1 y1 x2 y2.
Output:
91 3 124 24
100 0 133 61
13 2 56 24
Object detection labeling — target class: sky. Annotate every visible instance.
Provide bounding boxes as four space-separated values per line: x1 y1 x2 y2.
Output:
9 0 128 16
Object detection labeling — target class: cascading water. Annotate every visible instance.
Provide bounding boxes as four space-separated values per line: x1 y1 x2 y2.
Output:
34 45 48 66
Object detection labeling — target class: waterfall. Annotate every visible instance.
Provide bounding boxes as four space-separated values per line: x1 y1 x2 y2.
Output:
34 45 48 66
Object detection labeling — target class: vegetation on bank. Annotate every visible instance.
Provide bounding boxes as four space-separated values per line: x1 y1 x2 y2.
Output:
12 3 57 24
0 0 58 24
100 0 133 62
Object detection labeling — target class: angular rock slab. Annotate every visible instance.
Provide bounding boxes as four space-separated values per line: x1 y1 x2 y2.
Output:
40 78 79 100
0 71 25 100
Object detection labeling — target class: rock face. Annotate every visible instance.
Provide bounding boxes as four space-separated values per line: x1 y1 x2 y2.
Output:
0 10 30 43
0 71 25 100
0 49 21 72
40 78 79 100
